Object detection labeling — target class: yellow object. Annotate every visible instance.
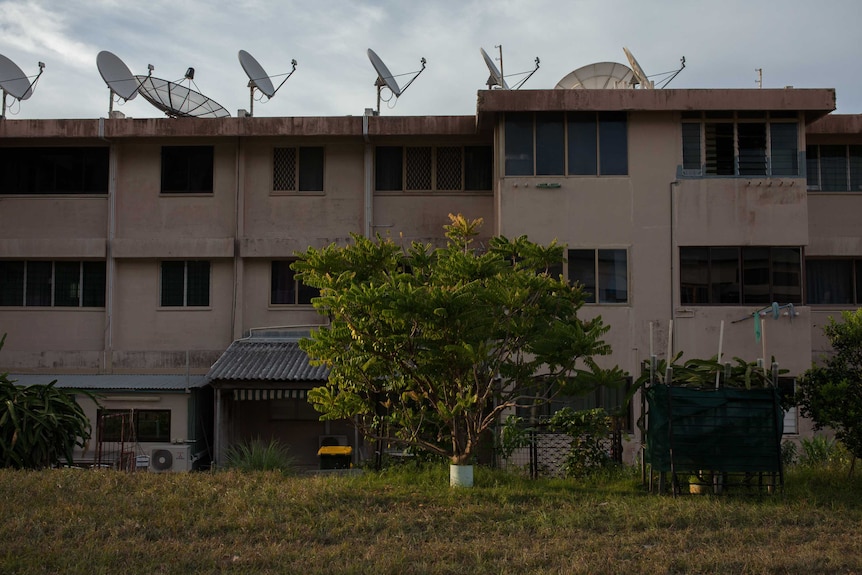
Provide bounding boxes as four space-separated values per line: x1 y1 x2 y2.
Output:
317 445 352 456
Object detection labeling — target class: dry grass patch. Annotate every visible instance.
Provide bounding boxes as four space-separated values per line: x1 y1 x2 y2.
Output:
1 465 860 574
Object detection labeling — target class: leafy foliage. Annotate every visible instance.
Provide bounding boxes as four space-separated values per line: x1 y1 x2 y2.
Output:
295 215 612 465
636 352 783 391
547 407 614 477
222 437 296 473
798 309 862 469
0 335 95 469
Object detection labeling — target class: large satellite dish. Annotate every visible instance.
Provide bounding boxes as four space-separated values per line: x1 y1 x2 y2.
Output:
135 68 230 118
0 54 44 118
480 47 509 90
367 48 426 114
96 50 141 115
238 49 297 117
555 62 634 90
622 47 653 89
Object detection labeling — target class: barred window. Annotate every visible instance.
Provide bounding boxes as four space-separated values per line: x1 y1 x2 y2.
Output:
0 260 105 307
375 145 492 192
273 147 324 192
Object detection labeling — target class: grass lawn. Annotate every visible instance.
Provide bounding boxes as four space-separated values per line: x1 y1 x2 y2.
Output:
1 464 860 574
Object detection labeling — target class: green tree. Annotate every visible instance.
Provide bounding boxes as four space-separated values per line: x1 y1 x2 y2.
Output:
294 214 612 467
798 309 862 475
0 334 95 469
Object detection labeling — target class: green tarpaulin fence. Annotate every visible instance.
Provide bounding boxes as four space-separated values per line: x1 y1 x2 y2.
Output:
644 384 783 474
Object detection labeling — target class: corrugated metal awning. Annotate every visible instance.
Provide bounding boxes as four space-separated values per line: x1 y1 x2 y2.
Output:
6 373 209 391
207 337 329 382
232 389 309 401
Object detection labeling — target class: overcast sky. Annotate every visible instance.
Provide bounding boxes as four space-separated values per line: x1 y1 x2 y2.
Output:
1 0 861 120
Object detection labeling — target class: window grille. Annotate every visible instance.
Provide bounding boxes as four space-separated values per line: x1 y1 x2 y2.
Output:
436 146 462 190
273 147 297 191
406 147 432 190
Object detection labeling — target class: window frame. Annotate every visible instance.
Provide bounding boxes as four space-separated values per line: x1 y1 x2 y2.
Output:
160 146 214 194
374 145 493 192
270 260 319 306
806 144 862 192
805 257 862 305
679 246 802 305
567 248 629 305
0 260 106 308
272 146 325 193
159 260 211 308
98 409 171 443
680 112 799 177
504 111 629 177
0 147 110 195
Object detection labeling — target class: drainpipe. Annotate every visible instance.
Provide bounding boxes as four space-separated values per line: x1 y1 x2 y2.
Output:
99 117 116 373
669 180 679 357
363 109 374 238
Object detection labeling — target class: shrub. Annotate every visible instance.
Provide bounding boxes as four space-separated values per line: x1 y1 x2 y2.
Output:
548 407 614 478
222 438 296 473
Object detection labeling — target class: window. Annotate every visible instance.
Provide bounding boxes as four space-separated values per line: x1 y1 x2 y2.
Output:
505 112 628 176
681 113 798 176
160 261 210 307
0 147 109 195
272 146 324 192
98 409 171 443
680 247 802 305
161 146 213 193
271 260 319 305
806 258 862 304
568 249 628 304
375 145 492 191
806 144 862 191
0 260 105 307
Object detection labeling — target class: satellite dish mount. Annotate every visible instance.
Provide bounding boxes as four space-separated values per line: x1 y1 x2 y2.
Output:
0 56 44 118
368 48 426 114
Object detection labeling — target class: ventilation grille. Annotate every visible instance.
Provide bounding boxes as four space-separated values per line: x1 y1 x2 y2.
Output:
273 147 297 191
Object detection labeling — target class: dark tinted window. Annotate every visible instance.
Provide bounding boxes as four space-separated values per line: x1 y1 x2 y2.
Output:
0 147 109 195
375 146 403 191
161 146 214 193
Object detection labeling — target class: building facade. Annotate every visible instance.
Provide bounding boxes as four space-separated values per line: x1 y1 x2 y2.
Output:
1 83 859 466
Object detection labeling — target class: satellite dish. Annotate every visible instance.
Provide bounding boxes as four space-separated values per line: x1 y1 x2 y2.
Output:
367 48 426 114
135 73 230 118
0 54 44 117
622 47 653 89
480 47 509 90
478 45 539 90
237 49 297 117
96 51 141 115
555 62 634 90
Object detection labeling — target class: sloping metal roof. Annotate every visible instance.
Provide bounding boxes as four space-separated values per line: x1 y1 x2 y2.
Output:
5 373 208 390
206 339 329 382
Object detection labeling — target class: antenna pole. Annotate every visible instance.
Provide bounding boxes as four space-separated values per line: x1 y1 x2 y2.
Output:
249 85 255 117
108 90 114 115
755 68 762 88
1 90 6 119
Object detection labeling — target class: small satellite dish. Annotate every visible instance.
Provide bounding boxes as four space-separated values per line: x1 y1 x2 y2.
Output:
622 47 653 89
0 54 44 117
237 49 297 117
135 73 230 118
96 51 141 115
480 47 509 90
367 48 426 114
555 62 634 90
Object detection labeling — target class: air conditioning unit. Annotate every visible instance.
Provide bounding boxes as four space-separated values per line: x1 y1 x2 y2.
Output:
149 444 194 473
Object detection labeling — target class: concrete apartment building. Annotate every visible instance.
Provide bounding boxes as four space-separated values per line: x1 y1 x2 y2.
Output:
1 77 859 468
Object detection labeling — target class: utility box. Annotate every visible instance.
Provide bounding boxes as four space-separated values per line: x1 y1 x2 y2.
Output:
318 445 352 469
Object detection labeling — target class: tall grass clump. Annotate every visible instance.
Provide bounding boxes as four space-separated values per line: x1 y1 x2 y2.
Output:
221 438 296 473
